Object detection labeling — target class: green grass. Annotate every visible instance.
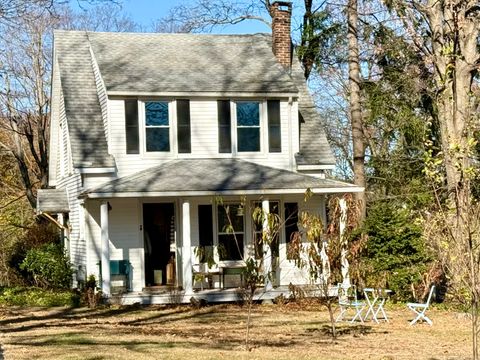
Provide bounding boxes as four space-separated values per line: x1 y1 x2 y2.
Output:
0 286 80 307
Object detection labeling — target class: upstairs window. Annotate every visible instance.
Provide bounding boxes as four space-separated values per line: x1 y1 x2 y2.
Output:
145 101 170 152
236 101 260 152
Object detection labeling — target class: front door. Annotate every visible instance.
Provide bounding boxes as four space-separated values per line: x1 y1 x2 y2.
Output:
143 203 175 286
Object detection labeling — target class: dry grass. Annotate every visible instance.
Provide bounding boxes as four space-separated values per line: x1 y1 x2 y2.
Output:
0 301 472 360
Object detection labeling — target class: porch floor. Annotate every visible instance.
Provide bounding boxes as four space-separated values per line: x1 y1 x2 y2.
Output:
109 286 293 305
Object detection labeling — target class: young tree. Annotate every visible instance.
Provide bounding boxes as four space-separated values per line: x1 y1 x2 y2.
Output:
218 198 281 351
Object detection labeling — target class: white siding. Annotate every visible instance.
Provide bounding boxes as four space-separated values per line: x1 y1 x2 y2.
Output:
108 98 298 178
83 174 115 190
57 171 84 284
85 198 143 291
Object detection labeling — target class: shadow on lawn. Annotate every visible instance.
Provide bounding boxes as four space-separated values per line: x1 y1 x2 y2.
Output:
0 304 228 334
310 323 376 337
7 330 299 353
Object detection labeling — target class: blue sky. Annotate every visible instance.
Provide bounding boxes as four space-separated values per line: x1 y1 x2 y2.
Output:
120 0 272 34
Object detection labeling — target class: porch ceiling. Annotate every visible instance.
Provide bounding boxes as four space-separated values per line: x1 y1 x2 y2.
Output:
80 159 362 198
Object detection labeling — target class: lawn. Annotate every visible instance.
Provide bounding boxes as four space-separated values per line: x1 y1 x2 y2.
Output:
0 301 471 359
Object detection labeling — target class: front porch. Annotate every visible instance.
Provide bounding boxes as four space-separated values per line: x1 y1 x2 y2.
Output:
79 159 363 302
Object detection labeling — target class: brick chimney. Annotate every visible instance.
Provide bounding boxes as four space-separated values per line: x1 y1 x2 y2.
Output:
271 1 292 69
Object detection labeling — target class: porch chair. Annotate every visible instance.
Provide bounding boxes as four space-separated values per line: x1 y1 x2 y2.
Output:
336 283 365 323
407 285 435 326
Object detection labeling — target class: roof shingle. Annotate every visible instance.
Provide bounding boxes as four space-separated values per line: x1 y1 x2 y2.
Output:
82 159 360 197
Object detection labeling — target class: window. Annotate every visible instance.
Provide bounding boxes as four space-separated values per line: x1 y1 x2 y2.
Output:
217 204 244 261
125 99 139 154
253 201 279 259
177 99 191 153
218 100 231 153
145 101 170 152
267 100 281 152
236 101 260 152
284 202 299 259
198 205 214 263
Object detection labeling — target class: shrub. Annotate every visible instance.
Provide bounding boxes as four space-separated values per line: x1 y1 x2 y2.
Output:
359 201 431 301
20 243 73 289
0 286 80 307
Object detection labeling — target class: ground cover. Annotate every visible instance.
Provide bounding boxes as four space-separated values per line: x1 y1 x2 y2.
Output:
0 302 471 359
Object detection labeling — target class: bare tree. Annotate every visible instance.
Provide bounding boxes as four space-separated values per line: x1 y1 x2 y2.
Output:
394 1 480 357
0 1 134 210
153 0 271 33
0 10 56 208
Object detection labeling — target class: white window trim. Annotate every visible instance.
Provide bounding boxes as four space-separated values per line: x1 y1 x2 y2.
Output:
140 99 177 157
231 100 268 157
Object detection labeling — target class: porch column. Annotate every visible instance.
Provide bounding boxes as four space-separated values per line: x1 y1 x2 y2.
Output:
182 199 193 295
262 199 273 291
100 200 111 296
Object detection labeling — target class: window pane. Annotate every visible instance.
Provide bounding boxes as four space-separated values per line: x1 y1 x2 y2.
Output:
219 234 244 261
238 128 260 152
145 102 169 126
237 102 259 126
146 128 170 152
218 205 243 232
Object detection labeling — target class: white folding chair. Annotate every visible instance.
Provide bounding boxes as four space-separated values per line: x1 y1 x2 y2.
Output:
336 283 365 323
407 285 435 325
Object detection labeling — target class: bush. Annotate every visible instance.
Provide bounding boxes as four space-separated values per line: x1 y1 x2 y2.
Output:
20 243 73 289
0 286 80 307
1 220 60 287
359 201 431 301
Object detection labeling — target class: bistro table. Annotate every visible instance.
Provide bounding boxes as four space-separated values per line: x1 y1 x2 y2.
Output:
363 288 392 323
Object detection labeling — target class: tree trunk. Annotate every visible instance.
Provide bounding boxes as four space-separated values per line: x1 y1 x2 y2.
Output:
347 0 366 220
425 2 479 358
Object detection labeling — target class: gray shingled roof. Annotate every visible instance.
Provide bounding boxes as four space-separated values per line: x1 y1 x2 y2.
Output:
81 159 360 197
53 30 334 168
54 31 115 168
290 57 336 166
87 32 298 94
37 189 70 213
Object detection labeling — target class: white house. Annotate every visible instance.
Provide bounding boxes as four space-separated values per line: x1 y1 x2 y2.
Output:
38 2 362 304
